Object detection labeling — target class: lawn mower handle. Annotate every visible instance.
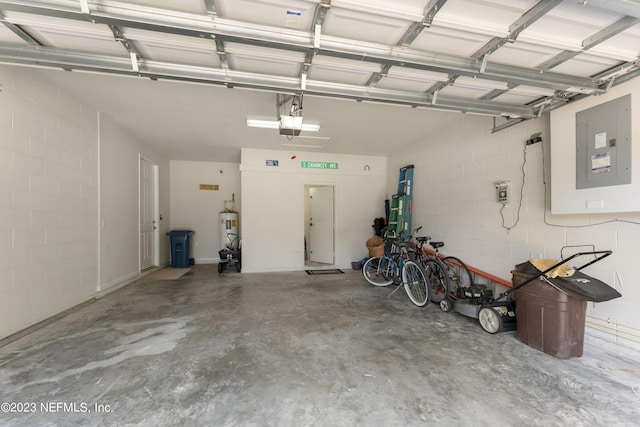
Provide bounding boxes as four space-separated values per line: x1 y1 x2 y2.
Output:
496 250 613 301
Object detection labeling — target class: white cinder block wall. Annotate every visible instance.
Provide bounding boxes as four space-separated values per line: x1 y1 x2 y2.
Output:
0 66 98 339
0 66 171 341
389 111 640 351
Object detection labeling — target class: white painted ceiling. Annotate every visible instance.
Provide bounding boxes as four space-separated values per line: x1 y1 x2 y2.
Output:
1 0 640 162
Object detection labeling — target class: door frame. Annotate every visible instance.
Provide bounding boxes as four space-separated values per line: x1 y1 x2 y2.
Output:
139 154 160 272
304 183 336 266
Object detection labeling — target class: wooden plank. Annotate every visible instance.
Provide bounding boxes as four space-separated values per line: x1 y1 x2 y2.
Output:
422 248 512 288
199 184 219 190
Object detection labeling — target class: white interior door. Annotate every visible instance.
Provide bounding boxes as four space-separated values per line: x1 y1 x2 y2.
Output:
309 186 334 264
139 157 157 271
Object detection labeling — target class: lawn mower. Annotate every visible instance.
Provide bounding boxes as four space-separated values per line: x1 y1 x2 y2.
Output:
438 250 614 333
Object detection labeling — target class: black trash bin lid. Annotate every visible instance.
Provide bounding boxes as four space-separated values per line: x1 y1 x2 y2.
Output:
515 262 621 302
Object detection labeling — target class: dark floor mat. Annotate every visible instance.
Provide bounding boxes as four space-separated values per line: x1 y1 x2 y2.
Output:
304 269 344 275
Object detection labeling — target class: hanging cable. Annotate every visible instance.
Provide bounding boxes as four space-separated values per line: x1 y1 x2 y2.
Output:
500 146 527 231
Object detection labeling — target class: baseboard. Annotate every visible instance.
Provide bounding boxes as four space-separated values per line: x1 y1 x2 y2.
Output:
0 262 172 348
98 271 140 295
0 297 97 349
195 258 217 265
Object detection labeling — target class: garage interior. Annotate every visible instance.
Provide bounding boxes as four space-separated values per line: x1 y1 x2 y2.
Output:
1 0 640 425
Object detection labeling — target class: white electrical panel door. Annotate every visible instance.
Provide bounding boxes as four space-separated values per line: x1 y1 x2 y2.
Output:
576 94 631 190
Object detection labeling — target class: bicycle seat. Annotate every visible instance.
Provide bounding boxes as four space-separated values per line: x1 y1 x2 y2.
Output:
430 241 445 249
416 236 431 243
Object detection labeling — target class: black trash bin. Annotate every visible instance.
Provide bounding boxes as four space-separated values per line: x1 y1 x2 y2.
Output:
167 230 193 268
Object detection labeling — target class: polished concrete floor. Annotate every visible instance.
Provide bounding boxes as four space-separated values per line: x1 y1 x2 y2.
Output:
1 265 639 426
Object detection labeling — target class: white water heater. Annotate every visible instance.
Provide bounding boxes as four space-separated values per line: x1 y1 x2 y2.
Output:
220 212 239 249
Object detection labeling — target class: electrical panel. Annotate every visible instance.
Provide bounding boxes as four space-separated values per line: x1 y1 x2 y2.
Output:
576 94 631 189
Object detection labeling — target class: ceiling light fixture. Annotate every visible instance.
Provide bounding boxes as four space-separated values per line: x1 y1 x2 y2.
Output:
246 118 320 132
281 142 324 149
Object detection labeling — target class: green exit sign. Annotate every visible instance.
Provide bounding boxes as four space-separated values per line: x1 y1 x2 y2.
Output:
301 161 338 169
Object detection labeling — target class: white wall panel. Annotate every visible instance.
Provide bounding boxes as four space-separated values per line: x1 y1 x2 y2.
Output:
99 114 171 291
240 148 387 272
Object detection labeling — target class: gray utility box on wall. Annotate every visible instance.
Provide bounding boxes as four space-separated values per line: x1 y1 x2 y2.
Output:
576 94 631 190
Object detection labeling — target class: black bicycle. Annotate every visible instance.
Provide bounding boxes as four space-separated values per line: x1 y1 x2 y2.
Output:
409 227 473 305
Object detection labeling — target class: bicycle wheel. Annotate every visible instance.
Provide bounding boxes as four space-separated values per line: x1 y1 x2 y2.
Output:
402 260 429 306
442 256 473 299
362 256 395 286
422 258 451 303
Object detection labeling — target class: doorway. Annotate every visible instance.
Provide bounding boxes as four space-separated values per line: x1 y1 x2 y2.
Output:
304 185 335 266
139 155 159 271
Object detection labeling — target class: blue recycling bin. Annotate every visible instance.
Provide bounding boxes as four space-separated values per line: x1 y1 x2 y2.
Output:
167 230 193 268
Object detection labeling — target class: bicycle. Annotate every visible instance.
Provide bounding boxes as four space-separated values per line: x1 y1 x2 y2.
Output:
438 253 473 313
409 227 473 306
362 230 431 306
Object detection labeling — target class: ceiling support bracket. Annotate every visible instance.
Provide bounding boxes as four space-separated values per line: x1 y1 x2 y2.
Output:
109 25 143 72
0 12 42 46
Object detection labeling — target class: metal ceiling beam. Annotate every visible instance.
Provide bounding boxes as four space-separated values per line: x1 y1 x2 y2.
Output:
426 75 457 95
296 1 330 91
422 0 448 27
582 15 640 50
0 20 42 46
215 39 229 71
0 44 537 118
108 25 139 55
365 64 390 87
536 50 580 71
592 59 640 81
317 37 599 91
473 0 563 59
203 0 217 17
518 12 640 113
203 1 230 72
0 0 604 94
579 0 640 19
370 0 447 87
397 21 424 47
477 1 637 107
312 0 331 28
508 0 564 42
480 88 508 101
108 24 143 72
0 11 41 46
431 0 562 99
299 1 330 85
538 15 639 71
491 117 525 133
396 0 448 46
